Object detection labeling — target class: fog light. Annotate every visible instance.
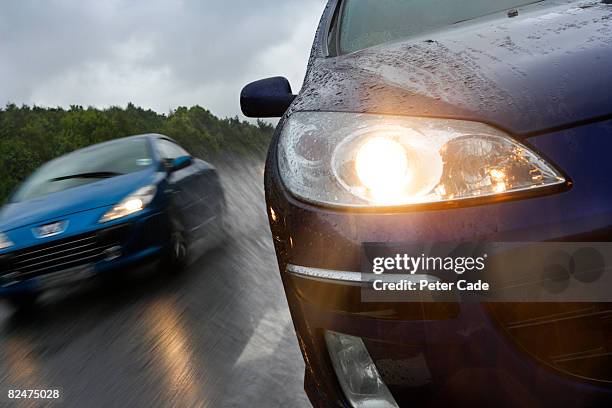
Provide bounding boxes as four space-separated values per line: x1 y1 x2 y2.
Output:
325 331 399 408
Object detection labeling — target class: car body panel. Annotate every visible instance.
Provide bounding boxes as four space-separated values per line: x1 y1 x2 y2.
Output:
262 0 612 406
0 169 158 233
267 118 612 406
291 0 612 136
166 158 222 235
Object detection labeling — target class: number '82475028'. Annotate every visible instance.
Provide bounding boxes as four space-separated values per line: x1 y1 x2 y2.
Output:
7 389 60 399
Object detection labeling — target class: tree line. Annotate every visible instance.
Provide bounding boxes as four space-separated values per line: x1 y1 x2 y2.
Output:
0 103 274 201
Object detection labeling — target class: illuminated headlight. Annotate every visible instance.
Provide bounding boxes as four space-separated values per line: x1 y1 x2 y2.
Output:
278 112 566 207
0 232 14 250
325 331 399 408
99 185 157 223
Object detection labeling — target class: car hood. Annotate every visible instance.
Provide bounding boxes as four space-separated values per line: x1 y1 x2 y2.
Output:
294 0 612 135
0 169 157 232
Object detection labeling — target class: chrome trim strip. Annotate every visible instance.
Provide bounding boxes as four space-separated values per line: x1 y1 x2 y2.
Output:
16 235 95 259
14 246 103 272
286 264 440 287
14 241 97 264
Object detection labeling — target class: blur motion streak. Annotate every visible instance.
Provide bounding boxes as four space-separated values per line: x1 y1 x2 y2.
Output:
0 160 310 407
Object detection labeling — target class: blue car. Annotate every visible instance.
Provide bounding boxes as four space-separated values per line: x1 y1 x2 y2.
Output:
241 0 612 406
0 134 226 308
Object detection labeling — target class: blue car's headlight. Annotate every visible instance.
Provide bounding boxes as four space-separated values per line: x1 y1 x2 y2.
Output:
278 112 566 208
99 185 157 223
0 232 14 250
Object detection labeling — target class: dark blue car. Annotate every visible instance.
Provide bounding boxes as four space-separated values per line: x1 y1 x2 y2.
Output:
0 134 226 308
241 0 612 406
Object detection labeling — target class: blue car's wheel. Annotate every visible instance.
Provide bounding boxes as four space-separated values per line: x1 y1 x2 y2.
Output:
172 231 188 265
160 230 189 272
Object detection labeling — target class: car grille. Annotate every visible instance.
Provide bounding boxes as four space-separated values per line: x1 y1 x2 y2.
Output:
0 224 131 281
488 303 612 384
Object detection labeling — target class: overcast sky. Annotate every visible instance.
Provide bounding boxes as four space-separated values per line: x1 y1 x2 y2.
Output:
0 0 326 119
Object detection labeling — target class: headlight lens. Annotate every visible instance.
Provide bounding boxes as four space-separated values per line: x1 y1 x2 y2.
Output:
278 112 565 207
0 232 14 250
99 185 157 223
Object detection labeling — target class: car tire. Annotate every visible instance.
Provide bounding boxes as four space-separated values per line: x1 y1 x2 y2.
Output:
160 230 189 273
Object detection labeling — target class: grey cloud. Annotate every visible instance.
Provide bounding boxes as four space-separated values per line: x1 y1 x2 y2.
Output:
0 0 326 118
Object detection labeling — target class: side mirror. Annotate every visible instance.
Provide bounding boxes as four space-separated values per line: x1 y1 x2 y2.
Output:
167 155 192 172
240 77 296 118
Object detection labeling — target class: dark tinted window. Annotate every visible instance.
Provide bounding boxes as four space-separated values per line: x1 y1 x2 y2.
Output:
13 138 152 202
339 0 544 54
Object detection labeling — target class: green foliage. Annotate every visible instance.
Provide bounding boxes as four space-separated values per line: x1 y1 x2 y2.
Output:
0 103 274 202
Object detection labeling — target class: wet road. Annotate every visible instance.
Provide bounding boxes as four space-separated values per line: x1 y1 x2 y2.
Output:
0 159 310 407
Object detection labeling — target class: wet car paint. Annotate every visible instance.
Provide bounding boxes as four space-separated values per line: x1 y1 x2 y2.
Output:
264 0 612 406
266 119 612 406
291 0 612 136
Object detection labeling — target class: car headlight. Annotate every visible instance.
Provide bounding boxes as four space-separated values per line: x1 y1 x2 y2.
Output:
99 185 157 223
278 112 566 208
0 232 14 250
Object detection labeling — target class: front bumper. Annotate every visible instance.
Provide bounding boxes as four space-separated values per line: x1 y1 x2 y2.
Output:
266 119 612 407
0 210 170 295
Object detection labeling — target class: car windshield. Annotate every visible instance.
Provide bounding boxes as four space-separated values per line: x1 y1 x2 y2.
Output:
338 0 545 54
12 138 153 202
